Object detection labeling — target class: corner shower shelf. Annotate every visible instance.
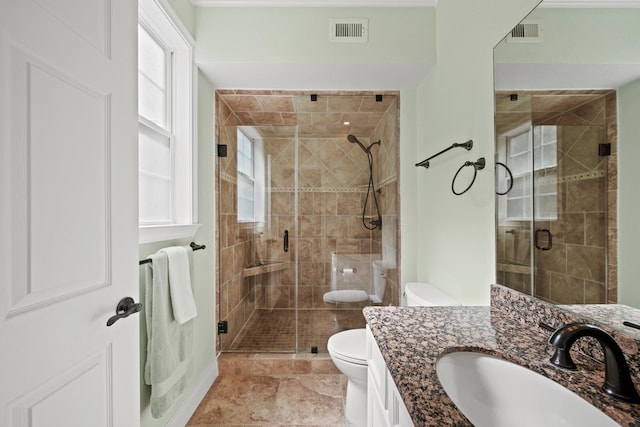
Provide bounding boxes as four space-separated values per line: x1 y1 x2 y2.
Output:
243 261 290 278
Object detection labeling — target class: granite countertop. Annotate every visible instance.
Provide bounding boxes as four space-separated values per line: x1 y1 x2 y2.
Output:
363 303 640 426
562 304 640 341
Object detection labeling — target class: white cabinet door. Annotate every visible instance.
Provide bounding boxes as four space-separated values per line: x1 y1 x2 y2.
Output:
388 372 414 427
366 327 414 427
0 1 139 426
367 326 390 427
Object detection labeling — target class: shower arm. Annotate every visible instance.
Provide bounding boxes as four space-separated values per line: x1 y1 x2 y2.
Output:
415 140 473 169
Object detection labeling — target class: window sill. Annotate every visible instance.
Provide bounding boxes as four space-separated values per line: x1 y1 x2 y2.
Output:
139 224 200 244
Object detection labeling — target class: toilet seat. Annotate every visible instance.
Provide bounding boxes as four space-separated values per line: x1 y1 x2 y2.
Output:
323 289 369 304
327 329 367 366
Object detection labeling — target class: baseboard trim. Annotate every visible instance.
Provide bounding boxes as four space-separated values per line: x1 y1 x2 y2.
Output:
167 359 218 427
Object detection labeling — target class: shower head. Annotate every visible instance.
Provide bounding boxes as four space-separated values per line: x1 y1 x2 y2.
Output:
347 134 369 153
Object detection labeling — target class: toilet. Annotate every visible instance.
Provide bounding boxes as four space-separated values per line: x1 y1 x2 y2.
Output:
327 328 368 427
328 283 459 426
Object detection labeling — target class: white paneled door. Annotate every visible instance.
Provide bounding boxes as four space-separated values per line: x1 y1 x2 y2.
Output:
0 1 140 426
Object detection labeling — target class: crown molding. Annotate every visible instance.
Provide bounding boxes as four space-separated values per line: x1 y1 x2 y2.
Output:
191 0 640 7
191 0 436 6
540 0 640 7
191 0 640 6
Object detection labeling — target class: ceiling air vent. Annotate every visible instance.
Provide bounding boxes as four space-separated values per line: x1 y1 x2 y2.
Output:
330 19 368 43
506 21 543 43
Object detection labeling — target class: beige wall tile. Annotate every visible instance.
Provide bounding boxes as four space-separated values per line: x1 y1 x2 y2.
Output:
567 245 606 282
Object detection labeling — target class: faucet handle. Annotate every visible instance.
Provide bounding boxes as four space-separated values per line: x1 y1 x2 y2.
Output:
549 347 577 370
549 324 581 369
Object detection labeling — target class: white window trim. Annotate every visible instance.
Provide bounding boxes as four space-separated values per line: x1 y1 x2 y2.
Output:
497 122 558 223
237 127 256 222
138 0 199 244
236 126 266 225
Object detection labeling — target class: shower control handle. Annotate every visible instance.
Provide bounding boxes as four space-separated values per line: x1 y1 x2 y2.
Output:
283 229 289 253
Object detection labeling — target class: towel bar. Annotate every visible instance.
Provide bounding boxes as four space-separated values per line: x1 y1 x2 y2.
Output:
415 139 473 169
139 242 206 265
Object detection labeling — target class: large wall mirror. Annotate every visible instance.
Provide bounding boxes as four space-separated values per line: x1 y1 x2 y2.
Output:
493 2 640 307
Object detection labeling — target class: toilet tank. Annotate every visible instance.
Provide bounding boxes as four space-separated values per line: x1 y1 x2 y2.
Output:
405 282 461 307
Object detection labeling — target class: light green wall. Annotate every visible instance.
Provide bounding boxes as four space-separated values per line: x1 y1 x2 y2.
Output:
399 89 418 290
494 8 640 64
139 69 216 427
167 0 196 36
138 1 217 424
412 0 539 305
618 77 640 308
194 6 435 64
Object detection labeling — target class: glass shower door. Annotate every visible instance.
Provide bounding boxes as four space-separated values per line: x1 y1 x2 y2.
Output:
217 124 298 352
532 117 608 304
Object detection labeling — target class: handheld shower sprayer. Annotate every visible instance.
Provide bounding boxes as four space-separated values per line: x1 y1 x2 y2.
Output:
347 134 383 230
347 134 380 154
347 134 368 153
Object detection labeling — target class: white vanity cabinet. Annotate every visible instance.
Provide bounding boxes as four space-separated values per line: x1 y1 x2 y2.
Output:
366 326 414 427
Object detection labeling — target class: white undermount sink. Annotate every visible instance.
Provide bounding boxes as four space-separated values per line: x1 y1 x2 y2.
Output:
436 351 618 427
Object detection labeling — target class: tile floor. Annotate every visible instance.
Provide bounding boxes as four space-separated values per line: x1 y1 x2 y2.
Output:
228 309 366 353
188 353 347 427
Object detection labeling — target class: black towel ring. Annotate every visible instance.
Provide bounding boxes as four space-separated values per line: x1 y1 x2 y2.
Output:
495 161 514 195
452 157 486 196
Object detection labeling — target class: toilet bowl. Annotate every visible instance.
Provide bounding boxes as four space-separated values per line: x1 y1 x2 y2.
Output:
405 282 461 307
327 328 368 427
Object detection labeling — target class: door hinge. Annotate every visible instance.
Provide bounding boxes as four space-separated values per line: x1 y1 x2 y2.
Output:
599 143 612 156
217 320 228 334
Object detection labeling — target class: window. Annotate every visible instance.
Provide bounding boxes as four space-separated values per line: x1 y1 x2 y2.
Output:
237 127 265 224
138 0 197 243
497 124 557 221
237 129 255 221
138 24 171 223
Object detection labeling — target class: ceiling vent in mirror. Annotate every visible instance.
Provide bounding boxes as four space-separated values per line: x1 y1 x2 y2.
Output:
507 21 543 43
330 19 368 43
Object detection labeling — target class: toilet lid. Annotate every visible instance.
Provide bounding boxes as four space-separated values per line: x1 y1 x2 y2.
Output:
328 329 367 365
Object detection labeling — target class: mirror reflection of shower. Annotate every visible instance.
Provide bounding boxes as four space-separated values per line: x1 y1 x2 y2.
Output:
347 134 382 230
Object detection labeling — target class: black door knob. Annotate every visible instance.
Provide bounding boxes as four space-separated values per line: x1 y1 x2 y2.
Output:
106 297 143 327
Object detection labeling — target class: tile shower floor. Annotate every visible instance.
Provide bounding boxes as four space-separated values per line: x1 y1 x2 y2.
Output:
228 309 366 353
188 353 347 427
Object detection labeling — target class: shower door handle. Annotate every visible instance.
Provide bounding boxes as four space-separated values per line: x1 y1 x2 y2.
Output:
535 228 552 251
283 229 289 253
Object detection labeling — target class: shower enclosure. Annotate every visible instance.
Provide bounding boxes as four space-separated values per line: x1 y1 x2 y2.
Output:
215 91 401 354
495 90 616 304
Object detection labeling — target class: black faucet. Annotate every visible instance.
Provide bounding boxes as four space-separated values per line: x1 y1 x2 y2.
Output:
549 323 640 403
